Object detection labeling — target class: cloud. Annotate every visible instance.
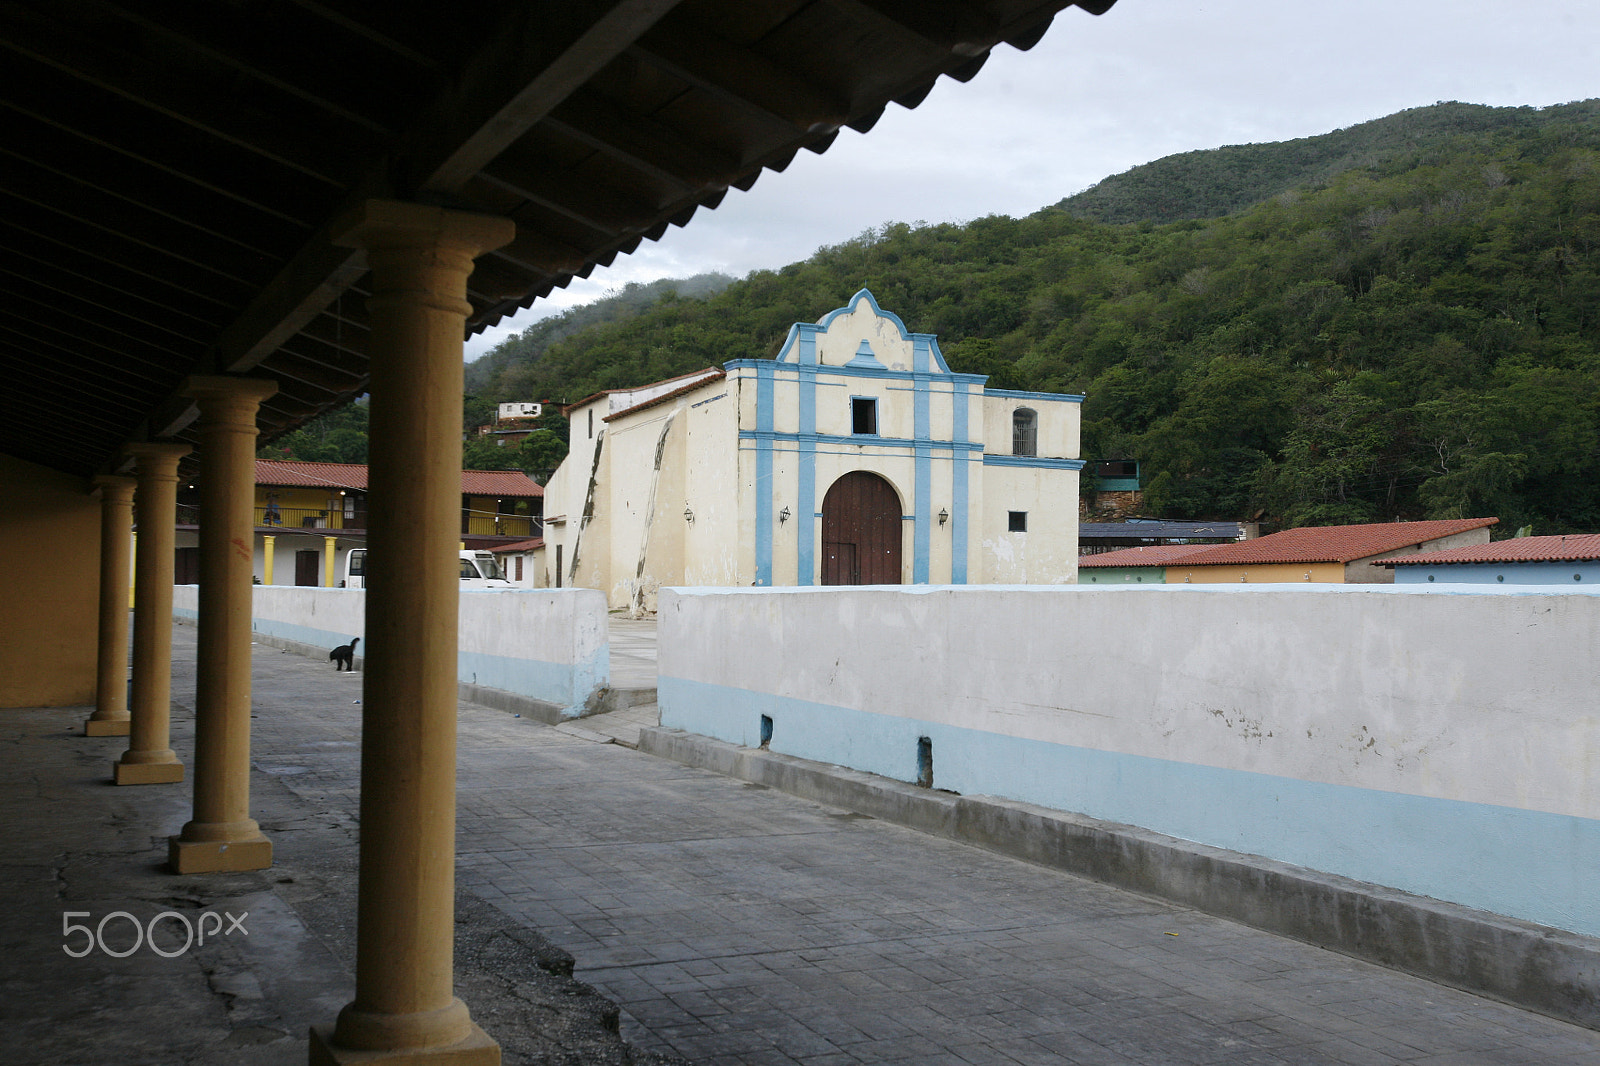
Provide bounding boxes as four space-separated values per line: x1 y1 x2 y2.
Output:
467 0 1600 363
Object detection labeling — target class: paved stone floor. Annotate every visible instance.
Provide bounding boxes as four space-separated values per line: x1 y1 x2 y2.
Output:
6 621 1600 1065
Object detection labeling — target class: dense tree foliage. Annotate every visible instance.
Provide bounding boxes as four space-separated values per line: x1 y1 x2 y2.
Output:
463 273 734 396
257 400 369 463
1053 100 1600 224
286 101 1600 532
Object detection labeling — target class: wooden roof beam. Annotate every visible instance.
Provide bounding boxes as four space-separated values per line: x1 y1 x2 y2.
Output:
629 16 848 135
541 88 738 192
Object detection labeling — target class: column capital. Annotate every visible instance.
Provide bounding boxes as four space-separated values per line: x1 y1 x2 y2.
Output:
183 375 279 407
124 441 192 471
92 474 137 501
331 199 514 259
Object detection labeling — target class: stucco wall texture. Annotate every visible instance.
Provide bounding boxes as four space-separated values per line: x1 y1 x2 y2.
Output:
658 583 1600 939
0 455 100 707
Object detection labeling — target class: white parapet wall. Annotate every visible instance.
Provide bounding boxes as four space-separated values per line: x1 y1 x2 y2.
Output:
658 583 1600 939
175 585 609 715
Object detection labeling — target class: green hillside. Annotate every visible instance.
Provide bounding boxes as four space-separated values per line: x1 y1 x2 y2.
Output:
289 101 1600 534
1053 100 1600 224
463 272 733 396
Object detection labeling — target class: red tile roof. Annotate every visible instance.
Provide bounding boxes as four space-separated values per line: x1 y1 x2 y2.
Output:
255 459 369 489
255 460 541 496
1389 533 1600 566
491 537 545 553
459 469 544 497
1078 544 1215 567
1167 519 1498 567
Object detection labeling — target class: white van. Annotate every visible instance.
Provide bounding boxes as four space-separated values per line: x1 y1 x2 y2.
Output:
343 549 512 589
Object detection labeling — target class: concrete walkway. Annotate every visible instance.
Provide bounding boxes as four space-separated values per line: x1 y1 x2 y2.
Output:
3 621 1598 1065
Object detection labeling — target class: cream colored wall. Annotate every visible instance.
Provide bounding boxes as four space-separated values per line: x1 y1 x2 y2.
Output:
680 383 741 590
0 455 100 707
980 395 1080 459
1346 527 1494 583
976 465 1079 584
595 408 660 605
813 300 920 370
550 396 610 593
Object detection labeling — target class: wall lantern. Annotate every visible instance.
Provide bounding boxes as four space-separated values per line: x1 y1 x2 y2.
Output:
683 506 694 524
779 506 791 525
938 508 949 526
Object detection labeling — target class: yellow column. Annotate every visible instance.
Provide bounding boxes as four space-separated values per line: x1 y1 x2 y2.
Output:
311 201 512 1066
263 535 276 585
114 442 191 785
324 536 338 587
169 377 278 873
85 476 136 736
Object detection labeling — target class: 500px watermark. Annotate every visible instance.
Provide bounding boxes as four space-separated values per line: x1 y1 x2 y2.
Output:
62 910 247 958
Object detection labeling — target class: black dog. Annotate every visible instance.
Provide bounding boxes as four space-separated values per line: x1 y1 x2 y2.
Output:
329 636 360 672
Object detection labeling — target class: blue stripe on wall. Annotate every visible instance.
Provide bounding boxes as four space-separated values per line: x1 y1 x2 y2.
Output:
913 373 931 584
798 364 817 585
659 675 1600 937
755 362 774 586
952 382 969 584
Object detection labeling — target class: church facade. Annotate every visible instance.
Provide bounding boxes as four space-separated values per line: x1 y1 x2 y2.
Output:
539 290 1084 612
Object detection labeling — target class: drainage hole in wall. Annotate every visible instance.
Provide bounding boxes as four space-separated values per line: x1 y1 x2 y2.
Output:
916 736 933 789
759 714 773 749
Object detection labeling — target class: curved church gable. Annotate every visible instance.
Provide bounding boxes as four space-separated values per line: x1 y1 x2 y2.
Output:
777 288 953 375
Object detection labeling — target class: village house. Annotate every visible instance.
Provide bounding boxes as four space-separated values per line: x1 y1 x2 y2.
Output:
171 460 543 587
1080 518 1499 584
538 290 1086 611
1387 532 1600 585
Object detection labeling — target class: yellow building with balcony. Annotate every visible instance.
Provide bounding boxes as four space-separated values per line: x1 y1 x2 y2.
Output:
172 460 543 587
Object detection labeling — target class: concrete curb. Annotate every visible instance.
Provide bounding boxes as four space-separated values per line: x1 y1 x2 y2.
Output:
638 726 1600 1032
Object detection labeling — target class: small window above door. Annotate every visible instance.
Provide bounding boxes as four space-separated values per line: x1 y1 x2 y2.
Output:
851 397 878 435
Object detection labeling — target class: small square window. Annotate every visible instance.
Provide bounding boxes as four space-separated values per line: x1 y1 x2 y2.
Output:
1008 511 1027 533
851 397 878 435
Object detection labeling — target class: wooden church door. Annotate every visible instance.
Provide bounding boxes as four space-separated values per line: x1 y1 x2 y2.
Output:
821 471 901 585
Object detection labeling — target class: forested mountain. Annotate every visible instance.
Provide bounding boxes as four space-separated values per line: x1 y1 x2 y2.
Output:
463 272 733 395
1052 100 1600 224
286 101 1600 533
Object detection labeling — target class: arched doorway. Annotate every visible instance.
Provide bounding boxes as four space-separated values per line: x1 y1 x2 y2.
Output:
821 471 902 585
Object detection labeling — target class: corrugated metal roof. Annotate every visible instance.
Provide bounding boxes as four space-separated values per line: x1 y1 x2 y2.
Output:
256 459 541 496
1167 519 1498 567
1079 521 1245 540
1389 533 1600 566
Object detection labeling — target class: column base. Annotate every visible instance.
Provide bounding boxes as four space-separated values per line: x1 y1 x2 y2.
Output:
168 834 273 874
85 718 131 737
112 760 184 785
308 1024 500 1066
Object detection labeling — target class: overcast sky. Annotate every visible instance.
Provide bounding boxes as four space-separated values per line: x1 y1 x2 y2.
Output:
465 0 1599 361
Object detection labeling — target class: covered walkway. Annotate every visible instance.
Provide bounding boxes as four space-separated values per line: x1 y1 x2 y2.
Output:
3 623 1597 1065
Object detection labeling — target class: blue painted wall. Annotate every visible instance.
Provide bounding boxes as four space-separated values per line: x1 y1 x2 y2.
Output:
1397 560 1600 585
661 673 1600 938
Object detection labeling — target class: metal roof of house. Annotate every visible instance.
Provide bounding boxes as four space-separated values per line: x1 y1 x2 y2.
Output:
1388 533 1600 566
1163 519 1499 567
255 459 541 497
1079 521 1245 541
0 0 1117 482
